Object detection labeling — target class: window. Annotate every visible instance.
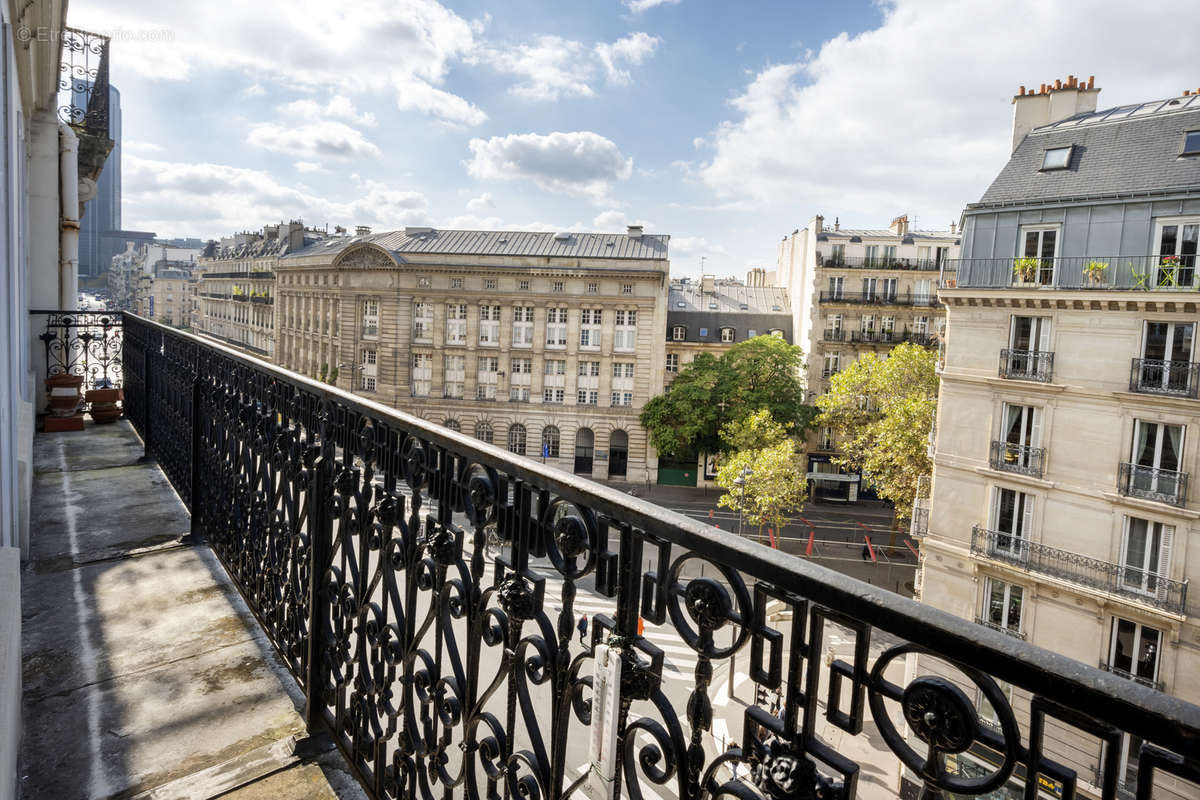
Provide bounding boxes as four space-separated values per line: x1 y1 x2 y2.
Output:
519 279 530 291
914 279 932 305
587 282 598 293
864 245 879 266
479 305 501 345
611 392 633 406
1137 321 1196 393
819 426 833 450
880 316 895 341
881 277 897 301
507 424 527 455
552 280 564 292
862 277 877 301
446 303 467 344
989 487 1033 558
411 353 432 396
621 283 633 294
861 315 876 334
544 387 565 403
720 327 735 343
612 362 634 378
484 278 497 290
510 386 530 402
1154 219 1198 288
666 353 678 373
417 276 432 288
998 403 1041 471
822 352 840 377
671 326 686 341
359 347 376 392
882 245 897 264
1019 228 1058 285
541 426 561 458
1108 617 1161 685
1128 419 1185 501
475 421 493 444
983 578 1023 635
914 315 929 336
827 276 844 299
476 356 498 399
1184 130 1200 156
450 277 463 289
829 243 845 264
1121 516 1173 595
546 308 567 347
747 329 757 337
976 681 1013 729
513 306 534 347
444 355 465 398
580 309 602 349
578 360 600 380
413 302 433 342
443 418 460 432
1040 145 1072 170
509 357 532 402
511 357 533 374
361 299 379 338
614 310 637 351
577 389 599 405
544 359 566 376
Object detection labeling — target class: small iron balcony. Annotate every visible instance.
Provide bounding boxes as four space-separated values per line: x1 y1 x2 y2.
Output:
1118 462 1189 507
817 254 943 271
822 328 845 342
989 440 1046 478
939 254 1199 291
1129 358 1200 398
999 348 1054 382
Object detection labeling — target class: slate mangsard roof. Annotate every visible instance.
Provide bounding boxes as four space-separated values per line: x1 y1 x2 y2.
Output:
976 98 1200 207
284 228 670 263
668 281 790 314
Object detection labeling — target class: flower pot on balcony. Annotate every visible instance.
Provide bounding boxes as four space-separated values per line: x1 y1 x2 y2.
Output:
85 387 123 424
46 374 84 417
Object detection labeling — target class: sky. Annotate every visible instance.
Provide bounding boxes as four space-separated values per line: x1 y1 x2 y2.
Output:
71 0 1200 279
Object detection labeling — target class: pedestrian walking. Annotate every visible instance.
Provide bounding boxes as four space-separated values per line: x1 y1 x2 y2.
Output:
577 614 588 644
861 543 870 560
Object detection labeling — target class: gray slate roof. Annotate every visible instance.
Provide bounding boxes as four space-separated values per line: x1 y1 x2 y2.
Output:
668 281 790 313
284 228 670 261
976 100 1200 207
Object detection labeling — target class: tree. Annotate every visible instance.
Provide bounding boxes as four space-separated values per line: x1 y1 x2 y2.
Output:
715 409 807 541
640 335 816 457
814 343 938 522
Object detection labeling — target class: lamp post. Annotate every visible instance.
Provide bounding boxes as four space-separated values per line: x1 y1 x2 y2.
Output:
728 467 751 699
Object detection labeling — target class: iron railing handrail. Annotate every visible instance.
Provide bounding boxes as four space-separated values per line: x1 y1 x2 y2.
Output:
817 254 944 271
37 309 1200 800
817 290 939 307
1129 358 1200 399
1117 462 1190 508
999 348 1054 382
939 255 1200 291
200 270 277 279
970 525 1189 615
989 440 1046 478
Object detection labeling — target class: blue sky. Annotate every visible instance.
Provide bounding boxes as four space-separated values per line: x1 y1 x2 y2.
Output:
72 0 1200 278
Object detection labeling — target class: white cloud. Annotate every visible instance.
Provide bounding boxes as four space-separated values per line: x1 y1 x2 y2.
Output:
277 95 377 127
466 192 495 212
124 139 163 154
247 121 382 159
241 84 266 98
592 209 652 230
595 32 660 85
693 0 1200 227
623 0 680 14
294 161 325 173
71 0 485 125
475 36 595 102
465 131 633 203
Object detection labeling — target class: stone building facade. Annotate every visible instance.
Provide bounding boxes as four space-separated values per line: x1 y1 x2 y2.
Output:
920 80 1200 799
777 214 959 502
145 270 194 328
275 226 670 484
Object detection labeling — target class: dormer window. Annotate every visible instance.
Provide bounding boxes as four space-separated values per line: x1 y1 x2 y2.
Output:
720 327 735 343
671 326 686 341
1040 146 1073 171
1183 130 1200 156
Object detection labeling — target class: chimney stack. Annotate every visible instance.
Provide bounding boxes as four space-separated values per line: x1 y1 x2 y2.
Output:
1010 75 1100 152
890 214 910 236
834 217 840 231
813 215 824 234
949 221 957 235
355 225 372 236
701 275 715 295
626 225 643 238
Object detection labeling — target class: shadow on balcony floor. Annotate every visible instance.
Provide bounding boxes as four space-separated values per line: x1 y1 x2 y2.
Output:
20 420 366 800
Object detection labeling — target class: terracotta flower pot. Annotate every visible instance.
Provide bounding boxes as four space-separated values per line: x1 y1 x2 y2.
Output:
46 373 85 418
85 386 123 424
85 388 123 404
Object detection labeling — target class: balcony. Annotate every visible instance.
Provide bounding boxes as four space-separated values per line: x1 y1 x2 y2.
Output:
249 295 274 305
939 255 1200 291
974 616 1025 640
999 348 1054 382
989 440 1046 478
822 328 845 342
202 269 276 279
818 290 938 307
1118 462 1189 507
1130 358 1200 398
970 526 1189 615
23 310 1200 800
1099 661 1165 693
817 254 942 271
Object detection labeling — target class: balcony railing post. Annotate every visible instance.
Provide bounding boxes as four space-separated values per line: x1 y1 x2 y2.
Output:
184 374 203 544
304 455 333 730
139 337 154 462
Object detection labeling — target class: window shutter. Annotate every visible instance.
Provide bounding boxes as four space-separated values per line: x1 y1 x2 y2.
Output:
1157 525 1174 602
1030 407 1043 449
1020 493 1034 543
1038 318 1051 353
989 487 1000 530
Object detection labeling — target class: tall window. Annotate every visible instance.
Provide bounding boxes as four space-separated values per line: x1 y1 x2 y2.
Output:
822 352 840 376
666 353 678 372
475 421 493 443
999 403 1041 469
819 426 833 450
412 302 433 342
1020 227 1058 285
881 277 898 301
827 276 844 299
507 424 527 455
862 277 878 301
476 356 498 399
989 487 1033 558
580 309 602 349
446 303 467 344
864 245 879 266
360 347 377 392
510 357 532 401
672 326 686 341
880 316 895 341
541 426 561 458
914 279 932 305
1154 219 1198 288
361 299 379 338
914 315 929 335
412 353 432 397
546 308 567 347
861 314 876 334
577 363 600 404
513 306 534 347
479 305 501 345
612 362 634 406
1137 321 1195 393
1109 617 1163 788
444 355 464 398
544 359 565 403
882 245 897 264
1130 420 1185 500
614 310 637 351
984 578 1023 635
1121 516 1172 595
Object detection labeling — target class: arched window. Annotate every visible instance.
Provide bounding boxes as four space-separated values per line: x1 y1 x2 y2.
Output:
507 424 527 455
608 429 629 477
574 428 595 474
541 426 561 458
475 421 493 443
444 419 460 432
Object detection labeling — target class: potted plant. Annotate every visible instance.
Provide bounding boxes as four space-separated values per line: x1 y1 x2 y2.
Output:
1158 255 1181 288
86 384 123 424
1012 258 1039 285
1083 260 1108 286
1131 263 1150 290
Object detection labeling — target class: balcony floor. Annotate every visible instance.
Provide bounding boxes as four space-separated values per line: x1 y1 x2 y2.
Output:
20 420 365 800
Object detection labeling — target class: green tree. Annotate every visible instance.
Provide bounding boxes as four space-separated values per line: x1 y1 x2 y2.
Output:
815 343 938 522
715 409 807 541
640 335 815 457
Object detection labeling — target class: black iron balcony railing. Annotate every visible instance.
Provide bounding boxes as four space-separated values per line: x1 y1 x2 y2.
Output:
1129 358 1200 398
58 27 111 136
970 526 1189 615
820 367 839 378
201 270 276 279
1099 661 1166 693
32 309 1200 800
817 290 939 307
974 616 1026 640
817 254 943 271
939 255 1200 291
1118 462 1189 507
999 348 1054 382
822 328 845 342
34 310 122 393
249 295 274 305
989 440 1046 478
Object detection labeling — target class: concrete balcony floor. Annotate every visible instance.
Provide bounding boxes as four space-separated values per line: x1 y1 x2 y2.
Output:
20 421 366 800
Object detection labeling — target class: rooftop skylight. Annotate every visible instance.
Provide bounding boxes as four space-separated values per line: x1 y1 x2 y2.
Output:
1041 146 1073 170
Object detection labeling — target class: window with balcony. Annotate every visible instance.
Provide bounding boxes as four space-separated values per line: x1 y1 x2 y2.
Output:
988 487 1033 560
1018 227 1058 286
412 353 432 397
914 315 929 336
861 315 875 335
826 314 843 341
883 245 897 265
914 279 932 306
1107 617 1161 687
580 309 602 349
992 403 1043 477
862 277 878 301
827 276 844 300
864 245 879 267
822 352 840 378
1002 315 1053 381
479 305 501 345
666 353 678 372
880 316 896 342
829 244 846 264
446 303 467 345
1133 321 1196 396
1121 516 1173 598
476 356 498 400
614 310 637 351
361 299 379 338
512 306 534 347
881 277 898 301
982 577 1024 636
546 307 567 347
444 355 464 398
1121 420 1186 505
412 302 433 342
1154 219 1198 288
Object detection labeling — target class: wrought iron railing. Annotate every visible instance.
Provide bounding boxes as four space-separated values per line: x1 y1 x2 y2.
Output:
822 328 845 342
817 290 939 307
989 440 1046 478
939 255 1200 291
817 254 943 271
58 27 111 136
34 310 123 395
1118 462 1189 507
999 348 1054 382
909 498 930 538
1129 358 1200 398
970 526 1189 615
42 310 1200 800
974 616 1025 640
1099 661 1165 693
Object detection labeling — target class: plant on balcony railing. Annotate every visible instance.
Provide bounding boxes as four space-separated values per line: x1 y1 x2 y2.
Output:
1129 358 1200 398
1118 462 1189 507
51 311 1199 800
1012 258 1040 285
1084 260 1109 285
989 440 1046 478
